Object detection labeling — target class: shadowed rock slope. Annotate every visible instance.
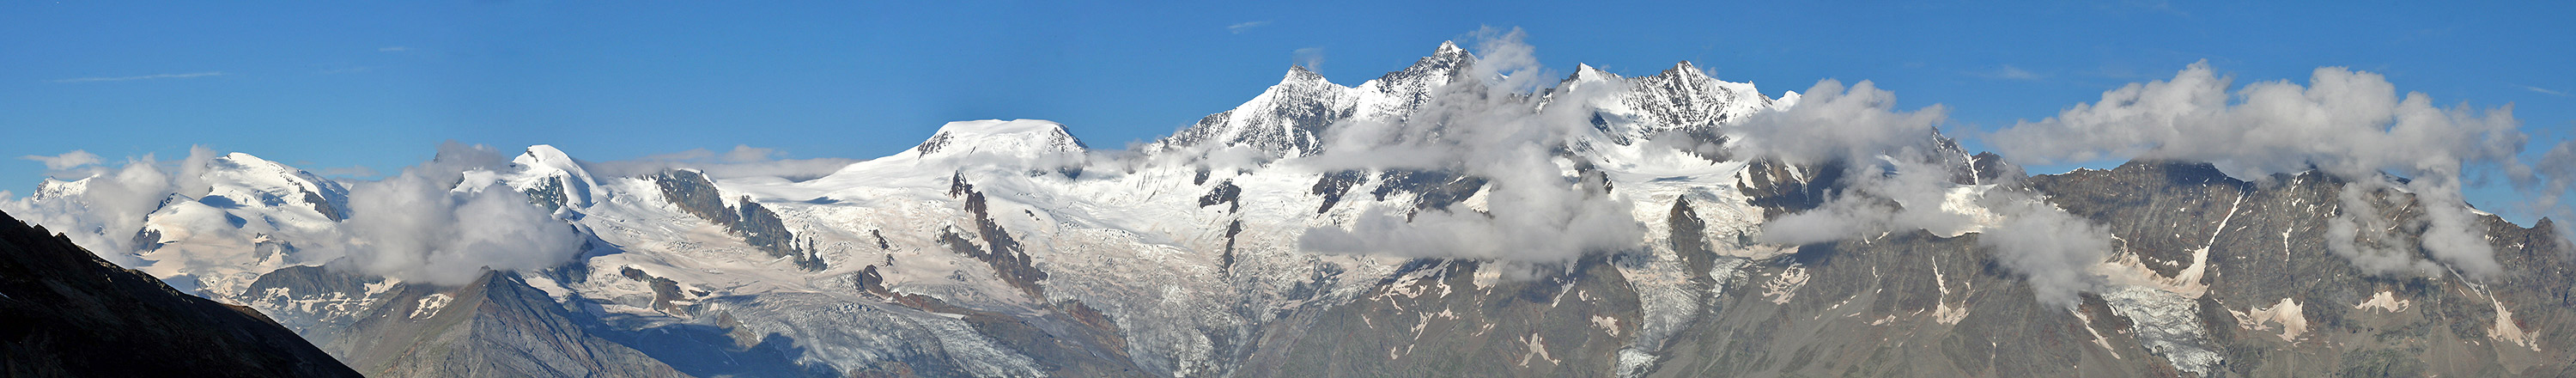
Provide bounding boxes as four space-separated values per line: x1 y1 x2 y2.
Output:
325 271 686 378
0 210 361 377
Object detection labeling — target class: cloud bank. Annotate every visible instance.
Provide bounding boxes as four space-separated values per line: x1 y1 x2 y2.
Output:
334 143 584 286
21 150 102 170
1988 61 2541 278
1727 78 2111 307
1296 27 1644 265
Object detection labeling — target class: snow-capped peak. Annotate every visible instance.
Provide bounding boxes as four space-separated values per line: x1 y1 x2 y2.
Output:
507 144 604 209
1575 64 1619 81
1560 64 1624 90
514 145 580 170
1391 40 1473 82
907 119 1088 162
1432 40 1467 61
1284 65 1327 84
197 152 348 217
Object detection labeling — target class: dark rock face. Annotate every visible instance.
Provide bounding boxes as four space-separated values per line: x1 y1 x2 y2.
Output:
1311 169 1368 214
1199 180 1243 211
1241 258 1639 377
653 169 827 271
522 176 571 211
326 271 685 378
653 170 733 228
2027 161 2576 377
0 210 361 377
1222 157 2572 378
947 174 1048 299
1370 169 1487 216
619 266 690 314
240 265 384 346
1621 160 2576 377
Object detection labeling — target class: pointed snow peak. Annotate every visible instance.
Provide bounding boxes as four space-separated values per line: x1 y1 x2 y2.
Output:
1651 61 1707 81
505 144 601 210
1400 40 1473 76
1568 64 1620 82
1283 65 1328 84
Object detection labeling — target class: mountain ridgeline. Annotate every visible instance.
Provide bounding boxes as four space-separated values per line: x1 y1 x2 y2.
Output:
6 41 2572 377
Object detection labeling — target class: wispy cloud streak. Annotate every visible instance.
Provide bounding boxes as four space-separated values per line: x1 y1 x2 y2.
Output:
1227 21 1271 34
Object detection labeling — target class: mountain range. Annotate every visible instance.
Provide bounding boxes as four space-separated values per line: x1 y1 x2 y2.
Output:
5 40 2571 377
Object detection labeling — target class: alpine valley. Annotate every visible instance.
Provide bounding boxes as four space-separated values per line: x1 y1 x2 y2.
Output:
6 40 2572 378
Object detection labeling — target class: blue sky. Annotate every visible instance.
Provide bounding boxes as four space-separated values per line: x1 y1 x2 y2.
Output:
3 1 2569 221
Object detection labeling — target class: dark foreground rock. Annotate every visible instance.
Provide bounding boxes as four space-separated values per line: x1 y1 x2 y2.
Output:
0 210 361 377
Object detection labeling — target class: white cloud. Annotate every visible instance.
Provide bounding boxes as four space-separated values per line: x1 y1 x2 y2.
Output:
0 143 595 287
1295 27 1644 265
51 71 226 83
1989 60 2538 278
1727 79 1950 166
2523 139 2576 253
720 144 778 162
335 143 583 286
1226 21 1271 34
1293 47 1326 70
2518 84 2567 96
0 147 223 265
20 150 101 170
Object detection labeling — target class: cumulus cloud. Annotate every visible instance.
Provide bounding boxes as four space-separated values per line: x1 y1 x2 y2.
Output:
0 146 229 265
21 150 102 170
1727 79 1950 166
1975 189 2113 308
1728 79 1970 246
1745 155 2113 308
2524 139 2576 253
1295 27 1644 265
3 154 176 262
1988 61 2539 278
589 144 860 181
1718 61 2118 308
3 143 595 286
333 142 584 286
